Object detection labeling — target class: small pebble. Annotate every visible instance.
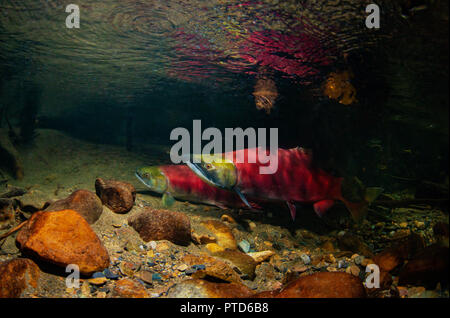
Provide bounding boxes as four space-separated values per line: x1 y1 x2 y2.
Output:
300 254 311 265
103 268 119 280
238 240 251 253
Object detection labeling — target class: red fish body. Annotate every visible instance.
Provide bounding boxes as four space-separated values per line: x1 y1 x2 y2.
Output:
159 165 259 209
221 147 343 218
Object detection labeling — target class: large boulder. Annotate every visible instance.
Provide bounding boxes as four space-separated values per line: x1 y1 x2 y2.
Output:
16 209 110 275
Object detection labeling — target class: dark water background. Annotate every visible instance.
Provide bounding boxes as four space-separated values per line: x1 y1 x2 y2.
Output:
0 0 448 194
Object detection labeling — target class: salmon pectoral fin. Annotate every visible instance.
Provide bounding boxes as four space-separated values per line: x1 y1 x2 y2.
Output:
313 200 335 217
162 192 176 207
286 201 296 221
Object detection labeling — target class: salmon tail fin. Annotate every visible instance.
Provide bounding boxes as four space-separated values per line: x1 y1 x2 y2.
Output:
340 177 383 222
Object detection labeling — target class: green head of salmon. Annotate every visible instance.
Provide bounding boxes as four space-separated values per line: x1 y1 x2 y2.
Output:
186 154 237 190
135 166 168 194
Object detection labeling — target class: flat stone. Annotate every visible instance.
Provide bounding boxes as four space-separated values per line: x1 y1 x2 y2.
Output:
166 279 255 298
112 278 149 298
182 254 242 283
274 272 366 298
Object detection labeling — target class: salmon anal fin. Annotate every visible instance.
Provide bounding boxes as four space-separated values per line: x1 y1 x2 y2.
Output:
286 201 296 221
313 200 335 217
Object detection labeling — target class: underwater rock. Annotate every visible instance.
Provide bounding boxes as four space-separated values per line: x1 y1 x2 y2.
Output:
182 254 243 284
0 198 15 230
0 258 40 298
373 234 425 273
16 209 110 275
45 189 103 224
166 279 254 298
247 250 275 264
398 245 449 288
210 249 257 280
95 178 136 214
0 185 27 198
112 278 149 298
337 232 374 258
128 208 191 245
274 272 366 298
373 248 405 273
199 220 237 250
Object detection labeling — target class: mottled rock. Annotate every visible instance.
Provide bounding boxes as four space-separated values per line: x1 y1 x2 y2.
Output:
112 278 149 298
16 209 110 275
182 254 242 283
398 245 449 288
211 249 257 279
166 279 254 298
273 272 366 298
200 220 237 250
128 208 191 245
0 258 40 298
45 189 103 224
95 178 136 214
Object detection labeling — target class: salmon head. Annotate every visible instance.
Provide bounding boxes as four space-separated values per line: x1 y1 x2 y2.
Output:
187 154 252 208
186 154 237 189
135 166 168 194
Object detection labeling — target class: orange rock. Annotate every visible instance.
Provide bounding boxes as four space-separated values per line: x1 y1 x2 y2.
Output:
373 248 405 272
0 258 40 298
112 278 149 298
128 208 191 245
183 254 242 283
274 272 366 298
95 178 136 214
45 189 103 224
210 249 257 279
16 209 110 275
200 220 237 250
166 279 254 298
